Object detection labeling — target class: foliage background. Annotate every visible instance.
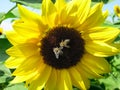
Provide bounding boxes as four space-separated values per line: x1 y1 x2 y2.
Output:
0 0 120 90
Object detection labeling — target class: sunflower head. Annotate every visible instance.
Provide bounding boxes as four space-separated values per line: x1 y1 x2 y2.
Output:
5 0 120 90
114 5 120 17
40 26 85 69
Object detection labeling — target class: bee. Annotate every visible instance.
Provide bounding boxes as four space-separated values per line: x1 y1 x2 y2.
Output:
53 47 63 59
53 39 70 59
59 39 70 49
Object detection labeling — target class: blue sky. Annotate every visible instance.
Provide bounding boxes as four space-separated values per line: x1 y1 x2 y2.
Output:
0 0 120 30
0 0 120 12
0 0 15 13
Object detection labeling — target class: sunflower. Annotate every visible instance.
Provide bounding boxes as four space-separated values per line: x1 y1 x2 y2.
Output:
5 0 120 90
114 5 120 17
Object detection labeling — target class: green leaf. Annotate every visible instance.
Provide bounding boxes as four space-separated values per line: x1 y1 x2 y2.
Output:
89 85 104 90
113 55 120 67
0 12 5 19
91 0 110 4
10 0 42 9
10 0 57 8
0 5 17 24
99 74 120 90
0 70 5 76
0 38 12 61
11 9 20 18
102 21 120 28
0 62 11 83
5 12 16 19
4 83 27 90
0 12 6 23
99 54 120 90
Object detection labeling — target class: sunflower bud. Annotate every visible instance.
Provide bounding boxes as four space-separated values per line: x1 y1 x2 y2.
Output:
114 5 120 17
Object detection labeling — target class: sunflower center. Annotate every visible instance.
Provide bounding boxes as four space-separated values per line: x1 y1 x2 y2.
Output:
40 27 85 69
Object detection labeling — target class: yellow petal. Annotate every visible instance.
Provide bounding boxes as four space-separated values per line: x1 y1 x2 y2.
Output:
11 61 43 83
6 46 23 57
11 68 40 84
68 67 87 90
13 20 40 39
57 0 79 27
11 57 44 83
17 4 41 23
6 42 39 57
85 41 120 57
12 55 42 76
75 66 90 89
25 61 47 85
28 65 52 90
42 0 57 27
55 0 66 12
5 57 25 68
5 30 27 45
55 70 72 90
80 3 108 29
58 0 90 28
83 27 120 43
77 0 91 24
17 4 48 35
81 53 110 74
78 62 102 78
44 68 57 90
15 43 39 57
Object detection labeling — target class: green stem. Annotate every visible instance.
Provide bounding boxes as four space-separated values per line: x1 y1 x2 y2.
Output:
0 4 17 24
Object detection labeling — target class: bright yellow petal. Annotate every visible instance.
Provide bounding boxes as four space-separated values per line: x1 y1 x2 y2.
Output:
55 70 72 90
5 30 27 45
11 68 41 84
80 3 108 29
25 61 47 85
42 0 57 27
81 53 110 74
17 4 48 35
56 0 79 27
12 55 42 76
15 43 40 57
13 20 40 39
68 67 87 90
78 62 102 78
5 57 25 68
55 0 66 12
11 57 44 83
28 65 52 90
77 0 91 24
11 63 42 83
85 41 120 57
83 27 120 43
44 68 57 90
6 46 23 57
5 31 41 46
56 0 89 28
6 42 40 57
75 67 90 89
18 4 41 23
